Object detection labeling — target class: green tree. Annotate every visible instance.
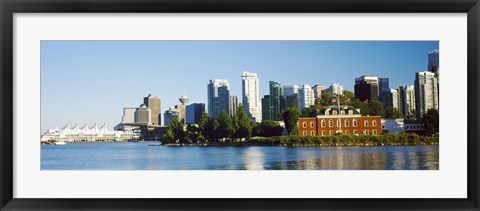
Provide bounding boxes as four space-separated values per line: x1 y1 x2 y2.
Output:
368 100 385 117
341 90 355 106
351 98 370 116
196 112 209 141
215 110 233 140
422 109 439 136
205 116 219 142
282 105 300 135
162 116 184 143
320 92 332 106
300 105 317 117
392 108 403 118
258 120 284 137
384 106 394 118
233 106 252 139
186 124 200 142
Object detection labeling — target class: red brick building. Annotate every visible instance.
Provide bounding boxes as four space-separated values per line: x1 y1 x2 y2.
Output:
298 106 382 136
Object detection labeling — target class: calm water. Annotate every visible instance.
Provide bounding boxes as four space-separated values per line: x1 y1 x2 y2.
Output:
41 142 439 170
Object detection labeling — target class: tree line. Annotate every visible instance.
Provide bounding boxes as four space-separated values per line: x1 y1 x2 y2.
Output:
163 105 284 144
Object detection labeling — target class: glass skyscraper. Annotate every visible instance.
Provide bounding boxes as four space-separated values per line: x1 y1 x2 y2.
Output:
207 79 230 118
269 81 284 121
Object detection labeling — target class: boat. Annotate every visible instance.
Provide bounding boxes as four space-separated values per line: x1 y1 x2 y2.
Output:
54 141 67 145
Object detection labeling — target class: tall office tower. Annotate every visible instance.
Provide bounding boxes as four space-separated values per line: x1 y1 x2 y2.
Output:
229 95 238 117
207 79 230 118
399 85 416 117
242 72 261 122
378 78 390 106
143 94 161 126
285 94 298 108
121 107 137 124
178 96 190 125
326 83 344 96
298 85 314 111
283 85 299 96
354 75 379 101
428 50 439 77
261 95 271 121
312 85 327 99
384 89 401 110
269 81 284 121
415 71 439 118
135 104 151 124
164 106 180 126
186 103 205 124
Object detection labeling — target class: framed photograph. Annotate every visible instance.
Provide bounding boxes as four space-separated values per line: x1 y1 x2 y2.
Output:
1 0 479 210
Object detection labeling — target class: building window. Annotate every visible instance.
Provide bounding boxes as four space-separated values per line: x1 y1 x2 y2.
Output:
345 119 349 127
340 110 345 115
329 119 333 127
303 131 307 136
345 130 349 135
372 120 377 126
337 119 341 127
353 119 358 127
321 120 326 127
322 131 326 136
348 110 353 115
364 120 369 127
333 110 337 115
353 130 357 135
364 130 369 135
303 122 307 128
310 122 314 128
329 130 333 135
373 130 377 135
311 131 315 135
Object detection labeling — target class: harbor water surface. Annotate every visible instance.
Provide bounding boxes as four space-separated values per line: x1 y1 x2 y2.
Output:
41 142 439 170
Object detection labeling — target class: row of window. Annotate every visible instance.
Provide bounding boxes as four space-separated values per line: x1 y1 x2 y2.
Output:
325 110 354 115
302 129 378 136
301 119 378 128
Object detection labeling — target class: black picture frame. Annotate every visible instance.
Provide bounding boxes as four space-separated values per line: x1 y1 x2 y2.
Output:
1 0 479 210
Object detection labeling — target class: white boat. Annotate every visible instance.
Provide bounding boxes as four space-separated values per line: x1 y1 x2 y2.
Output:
54 141 67 145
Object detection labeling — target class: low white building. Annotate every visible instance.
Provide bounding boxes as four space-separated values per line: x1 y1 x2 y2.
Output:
41 123 140 142
381 118 404 134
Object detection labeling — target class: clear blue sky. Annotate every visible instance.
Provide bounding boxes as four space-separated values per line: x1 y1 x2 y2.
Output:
41 41 438 131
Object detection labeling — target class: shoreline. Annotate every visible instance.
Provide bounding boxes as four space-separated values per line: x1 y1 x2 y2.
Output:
163 142 439 147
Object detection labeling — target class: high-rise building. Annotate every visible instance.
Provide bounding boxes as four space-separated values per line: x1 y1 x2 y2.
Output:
399 85 416 117
298 85 314 111
261 95 271 121
135 104 151 124
325 83 344 96
143 94 161 126
378 78 390 106
207 79 230 118
415 71 439 118
354 75 379 101
283 85 299 96
269 81 284 121
186 103 205 124
312 85 327 99
428 50 439 77
121 107 137 124
229 95 238 117
384 89 401 110
242 71 261 122
178 96 189 125
164 106 180 126
285 94 298 108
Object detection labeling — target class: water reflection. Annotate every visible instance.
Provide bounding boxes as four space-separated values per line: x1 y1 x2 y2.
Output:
41 143 439 170
242 147 265 170
268 149 438 170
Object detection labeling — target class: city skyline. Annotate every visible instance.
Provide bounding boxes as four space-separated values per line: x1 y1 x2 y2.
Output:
41 41 439 131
